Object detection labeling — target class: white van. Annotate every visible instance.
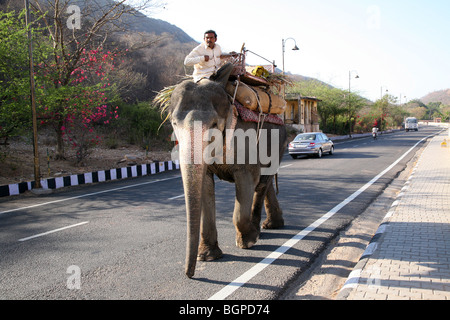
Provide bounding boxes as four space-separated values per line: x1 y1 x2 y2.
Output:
405 117 418 132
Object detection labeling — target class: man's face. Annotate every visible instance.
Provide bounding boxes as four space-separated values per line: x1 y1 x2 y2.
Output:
204 33 217 49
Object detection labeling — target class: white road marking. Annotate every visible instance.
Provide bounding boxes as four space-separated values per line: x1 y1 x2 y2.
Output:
168 194 185 200
0 176 181 216
209 132 436 300
18 221 89 242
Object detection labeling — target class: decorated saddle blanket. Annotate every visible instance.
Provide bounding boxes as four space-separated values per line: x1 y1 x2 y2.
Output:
234 101 284 126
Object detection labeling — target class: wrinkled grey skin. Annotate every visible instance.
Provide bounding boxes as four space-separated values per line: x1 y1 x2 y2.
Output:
168 78 287 278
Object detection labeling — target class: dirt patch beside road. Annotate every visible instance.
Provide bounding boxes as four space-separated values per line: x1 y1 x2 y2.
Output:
0 136 172 187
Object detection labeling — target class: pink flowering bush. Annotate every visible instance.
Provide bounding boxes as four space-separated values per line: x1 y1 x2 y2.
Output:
38 47 122 164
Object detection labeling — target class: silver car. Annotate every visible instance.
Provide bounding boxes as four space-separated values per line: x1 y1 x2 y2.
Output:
288 132 335 159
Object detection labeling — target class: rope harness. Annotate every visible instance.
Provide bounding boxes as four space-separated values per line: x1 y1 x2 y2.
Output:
230 80 271 145
229 80 280 194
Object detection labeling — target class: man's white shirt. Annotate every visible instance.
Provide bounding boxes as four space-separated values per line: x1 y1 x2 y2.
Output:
184 43 222 82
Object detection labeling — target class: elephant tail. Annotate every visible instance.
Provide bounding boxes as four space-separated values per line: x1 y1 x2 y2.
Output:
275 173 279 195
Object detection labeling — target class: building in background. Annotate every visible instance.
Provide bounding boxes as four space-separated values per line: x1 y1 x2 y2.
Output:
284 94 321 132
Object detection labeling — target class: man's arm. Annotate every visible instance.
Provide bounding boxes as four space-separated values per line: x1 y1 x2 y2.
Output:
184 46 206 66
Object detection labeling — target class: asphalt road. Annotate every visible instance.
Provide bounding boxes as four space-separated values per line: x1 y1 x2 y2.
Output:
0 126 442 301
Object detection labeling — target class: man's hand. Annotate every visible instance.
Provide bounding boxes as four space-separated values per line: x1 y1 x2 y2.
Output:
204 55 210 62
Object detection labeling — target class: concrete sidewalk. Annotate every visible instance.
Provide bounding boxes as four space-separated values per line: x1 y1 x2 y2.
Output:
339 130 450 300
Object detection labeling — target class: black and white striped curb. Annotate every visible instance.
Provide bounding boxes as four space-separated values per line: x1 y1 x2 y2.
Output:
0 160 179 198
337 158 421 299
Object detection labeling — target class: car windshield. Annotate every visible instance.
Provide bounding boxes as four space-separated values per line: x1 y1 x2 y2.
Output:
294 134 316 141
406 118 417 123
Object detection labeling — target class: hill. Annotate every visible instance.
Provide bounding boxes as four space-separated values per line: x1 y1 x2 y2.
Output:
123 10 195 44
420 89 450 105
69 0 196 43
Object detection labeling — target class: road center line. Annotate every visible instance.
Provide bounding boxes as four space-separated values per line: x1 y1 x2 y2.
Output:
168 194 185 200
0 175 181 216
209 132 436 300
18 221 89 242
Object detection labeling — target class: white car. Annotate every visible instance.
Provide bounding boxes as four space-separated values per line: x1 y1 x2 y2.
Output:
288 132 335 159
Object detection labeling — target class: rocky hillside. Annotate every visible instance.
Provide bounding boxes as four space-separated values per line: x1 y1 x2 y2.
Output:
1 0 195 43
421 89 450 105
122 9 195 44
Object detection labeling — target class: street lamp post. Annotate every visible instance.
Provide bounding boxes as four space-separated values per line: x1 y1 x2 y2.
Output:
281 38 299 98
282 38 300 75
348 70 359 138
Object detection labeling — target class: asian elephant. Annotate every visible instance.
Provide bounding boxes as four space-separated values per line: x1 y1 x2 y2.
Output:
166 77 287 278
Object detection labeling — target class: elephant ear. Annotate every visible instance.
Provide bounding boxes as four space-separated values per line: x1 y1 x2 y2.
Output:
213 63 234 89
215 76 229 89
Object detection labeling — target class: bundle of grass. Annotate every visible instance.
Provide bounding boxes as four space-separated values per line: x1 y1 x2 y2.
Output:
266 73 294 93
153 84 177 129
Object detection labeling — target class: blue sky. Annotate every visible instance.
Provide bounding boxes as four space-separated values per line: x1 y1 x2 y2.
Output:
151 0 450 102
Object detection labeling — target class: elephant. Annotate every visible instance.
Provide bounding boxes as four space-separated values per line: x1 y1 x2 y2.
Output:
165 76 287 278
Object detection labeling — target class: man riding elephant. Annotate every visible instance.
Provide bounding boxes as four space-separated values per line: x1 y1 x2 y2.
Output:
184 30 235 84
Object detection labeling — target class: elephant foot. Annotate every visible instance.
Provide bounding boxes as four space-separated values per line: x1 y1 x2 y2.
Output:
235 228 260 249
262 218 284 229
197 243 223 261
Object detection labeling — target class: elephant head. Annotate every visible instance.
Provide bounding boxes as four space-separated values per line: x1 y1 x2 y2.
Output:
168 79 233 278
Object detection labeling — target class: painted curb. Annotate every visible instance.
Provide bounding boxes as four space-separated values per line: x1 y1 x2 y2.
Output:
336 153 422 299
0 160 179 198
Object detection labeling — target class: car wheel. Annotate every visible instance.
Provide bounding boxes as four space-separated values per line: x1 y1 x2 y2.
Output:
329 146 334 155
291 155 298 159
316 149 323 158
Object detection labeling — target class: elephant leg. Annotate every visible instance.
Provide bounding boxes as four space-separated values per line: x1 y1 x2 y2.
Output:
198 171 223 261
233 170 259 249
251 179 270 232
262 181 284 229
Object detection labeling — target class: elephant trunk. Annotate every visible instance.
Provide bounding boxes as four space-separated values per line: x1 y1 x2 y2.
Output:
181 162 207 278
176 121 210 278
175 115 220 278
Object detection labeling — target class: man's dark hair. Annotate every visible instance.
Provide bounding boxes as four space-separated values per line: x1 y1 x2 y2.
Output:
204 30 217 38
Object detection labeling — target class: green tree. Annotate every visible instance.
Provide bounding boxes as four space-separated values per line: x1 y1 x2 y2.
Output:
347 91 366 135
371 94 407 130
440 105 450 121
0 9 50 144
427 102 443 120
28 0 156 159
289 80 366 135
